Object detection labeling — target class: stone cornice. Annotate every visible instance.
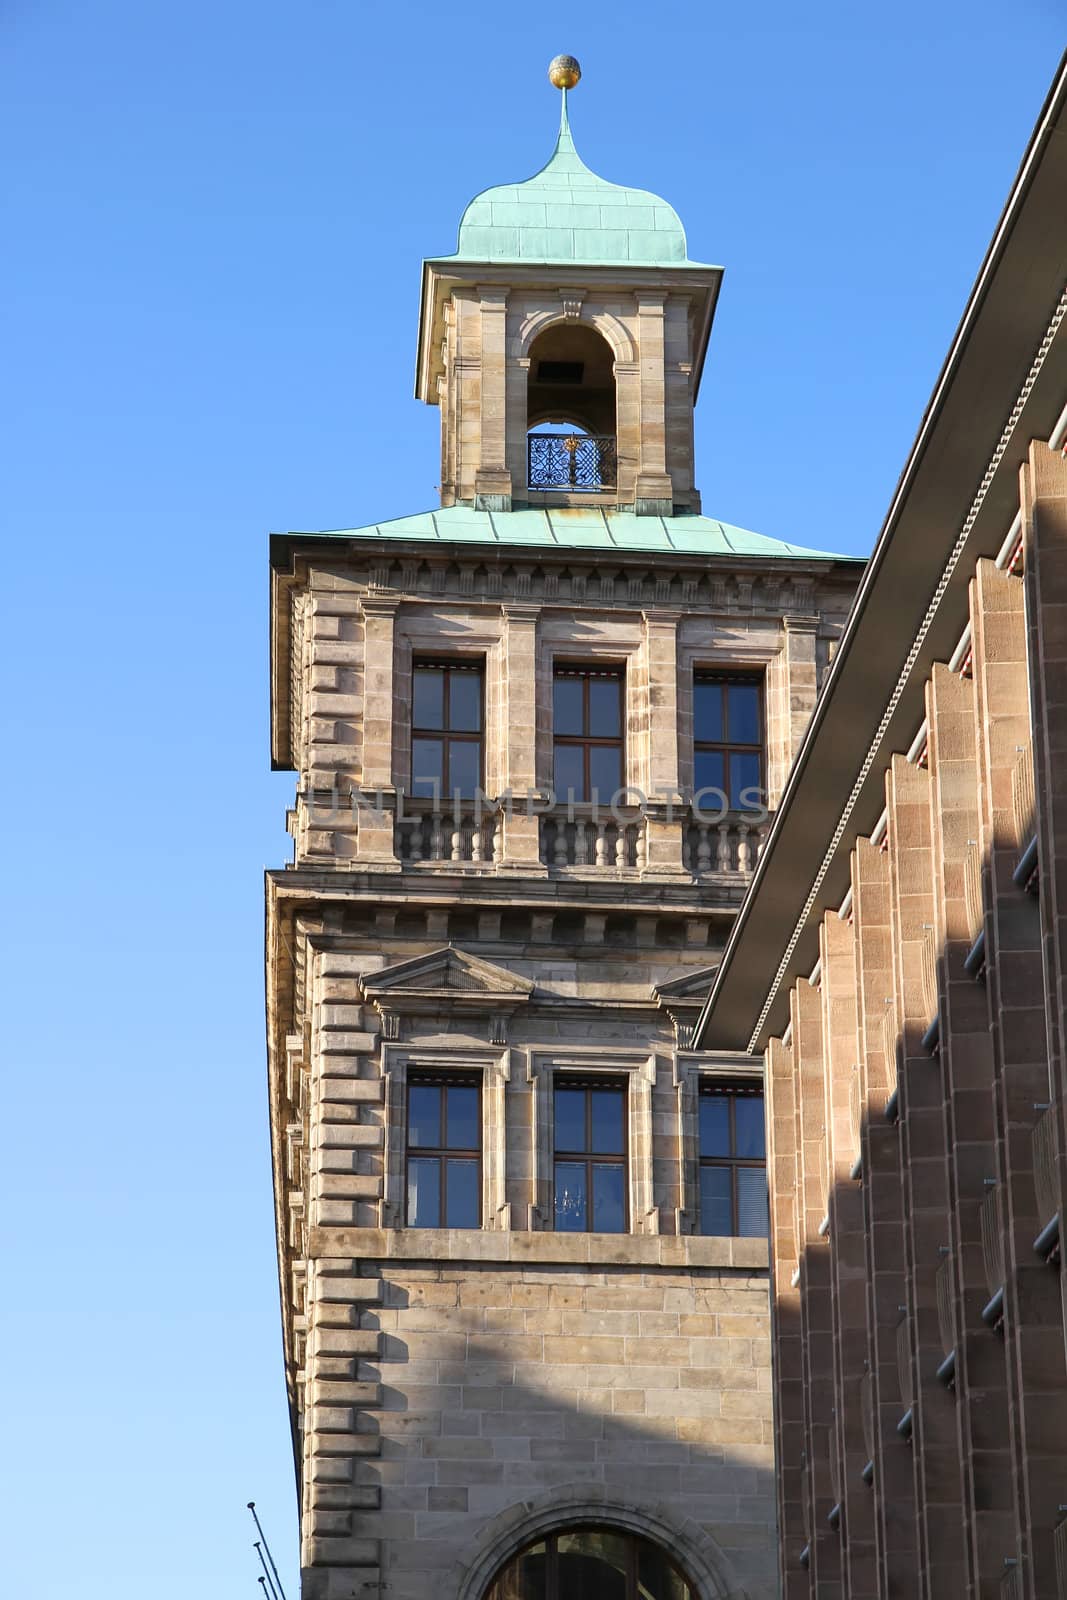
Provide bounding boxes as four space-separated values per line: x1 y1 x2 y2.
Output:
308 1224 768 1271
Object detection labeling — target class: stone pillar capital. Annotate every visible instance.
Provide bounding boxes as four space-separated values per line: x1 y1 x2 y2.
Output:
782 612 818 634
360 594 401 618
501 603 541 626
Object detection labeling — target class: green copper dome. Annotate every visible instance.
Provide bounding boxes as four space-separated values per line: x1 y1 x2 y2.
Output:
446 92 697 268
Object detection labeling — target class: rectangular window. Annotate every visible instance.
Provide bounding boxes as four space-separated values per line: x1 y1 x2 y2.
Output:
698 1079 768 1237
693 672 764 811
553 1076 627 1233
405 1072 481 1228
411 660 483 799
552 665 624 804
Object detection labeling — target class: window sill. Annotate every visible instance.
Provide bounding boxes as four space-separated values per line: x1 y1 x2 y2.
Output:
309 1224 770 1271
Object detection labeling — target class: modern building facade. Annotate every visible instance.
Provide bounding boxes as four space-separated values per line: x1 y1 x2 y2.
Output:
265 61 862 1600
694 58 1067 1600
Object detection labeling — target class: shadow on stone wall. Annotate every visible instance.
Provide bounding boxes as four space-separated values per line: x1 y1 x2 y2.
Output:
332 1264 779 1600
774 824 1067 1596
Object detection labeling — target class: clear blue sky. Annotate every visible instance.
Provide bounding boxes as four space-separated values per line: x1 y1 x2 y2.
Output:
2 3 1063 1595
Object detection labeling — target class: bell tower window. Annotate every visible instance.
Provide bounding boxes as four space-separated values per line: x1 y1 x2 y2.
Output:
526 323 617 493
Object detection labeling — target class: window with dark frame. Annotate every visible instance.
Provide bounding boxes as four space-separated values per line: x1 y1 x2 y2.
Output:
693 672 764 811
552 664 624 804
698 1079 768 1238
411 660 484 799
405 1072 481 1228
484 1525 695 1600
553 1076 627 1233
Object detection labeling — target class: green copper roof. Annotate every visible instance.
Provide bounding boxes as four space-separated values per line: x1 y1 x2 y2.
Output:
443 91 705 268
288 505 858 562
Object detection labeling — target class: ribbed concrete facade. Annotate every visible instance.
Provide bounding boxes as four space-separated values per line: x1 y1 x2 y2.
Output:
693 59 1067 1599
693 75 1067 1600
761 451 1067 1596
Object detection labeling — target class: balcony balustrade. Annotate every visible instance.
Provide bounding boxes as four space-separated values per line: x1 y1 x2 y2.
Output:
313 790 772 880
1031 1102 1060 1262
935 1256 955 1358
859 1369 875 1467
1055 1516 1067 1597
1033 1102 1059 1227
683 815 766 877
527 431 617 491
1012 743 1035 849
540 808 644 870
981 1183 1006 1299
895 1314 914 1413
394 799 500 865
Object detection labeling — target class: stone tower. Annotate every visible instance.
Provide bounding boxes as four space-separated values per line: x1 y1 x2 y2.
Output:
266 58 863 1600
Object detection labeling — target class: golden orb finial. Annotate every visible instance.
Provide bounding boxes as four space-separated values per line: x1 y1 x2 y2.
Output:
548 54 581 90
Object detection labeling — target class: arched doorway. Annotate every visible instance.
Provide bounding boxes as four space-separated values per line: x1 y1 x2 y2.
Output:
483 1524 695 1599
526 323 617 492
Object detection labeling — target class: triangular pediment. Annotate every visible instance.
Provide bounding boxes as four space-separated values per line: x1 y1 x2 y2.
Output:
652 962 721 1007
359 946 533 1002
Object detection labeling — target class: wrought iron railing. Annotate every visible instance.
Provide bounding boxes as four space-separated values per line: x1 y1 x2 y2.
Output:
935 1256 955 1357
981 1182 1006 1300
527 431 617 490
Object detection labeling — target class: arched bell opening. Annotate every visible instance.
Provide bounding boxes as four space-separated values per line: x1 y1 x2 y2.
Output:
482 1523 696 1600
526 323 617 493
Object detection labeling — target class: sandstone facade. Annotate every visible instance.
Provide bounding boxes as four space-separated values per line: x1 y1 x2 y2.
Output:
265 543 859 1599
264 60 864 1600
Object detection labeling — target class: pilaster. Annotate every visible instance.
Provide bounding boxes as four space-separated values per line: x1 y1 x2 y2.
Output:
640 609 686 873
634 292 673 515
818 910 878 1597
498 603 546 871
924 660 1012 1595
851 836 917 1593
474 287 512 511
885 755 967 1598
356 596 400 867
765 1034 806 1598
791 979 840 1592
765 617 818 809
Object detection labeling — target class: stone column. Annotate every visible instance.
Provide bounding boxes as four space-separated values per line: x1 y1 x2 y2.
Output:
474 286 512 511
885 754 967 1599
818 910 878 1597
791 979 841 1592
640 609 686 873
765 1032 807 1598
451 288 480 505
664 294 697 509
634 292 673 516
851 836 918 1593
782 615 818 794
356 596 399 867
498 603 546 871
613 356 640 508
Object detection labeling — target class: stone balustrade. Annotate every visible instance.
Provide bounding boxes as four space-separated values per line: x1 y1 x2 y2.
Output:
394 802 499 865
682 815 766 876
539 808 645 870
